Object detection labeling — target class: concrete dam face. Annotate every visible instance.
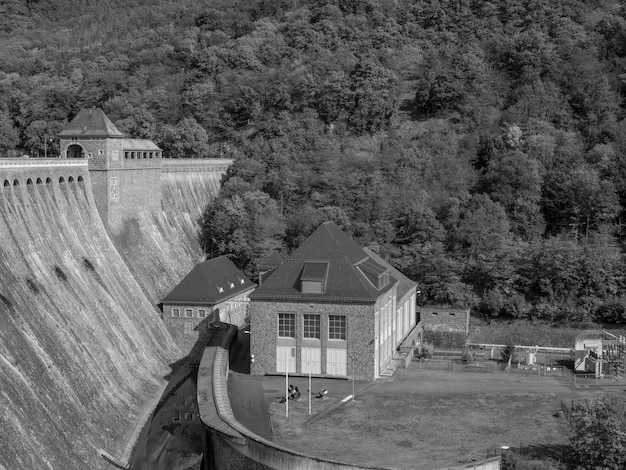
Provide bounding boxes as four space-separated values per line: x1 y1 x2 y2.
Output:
0 160 225 469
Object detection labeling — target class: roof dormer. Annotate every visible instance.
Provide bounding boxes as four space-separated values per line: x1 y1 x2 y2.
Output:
357 258 390 290
300 261 329 294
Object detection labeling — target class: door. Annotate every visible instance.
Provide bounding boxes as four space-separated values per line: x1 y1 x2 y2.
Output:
301 347 321 374
326 348 347 376
276 346 296 373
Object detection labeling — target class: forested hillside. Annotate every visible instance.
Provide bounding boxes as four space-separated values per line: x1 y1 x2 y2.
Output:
2 0 626 323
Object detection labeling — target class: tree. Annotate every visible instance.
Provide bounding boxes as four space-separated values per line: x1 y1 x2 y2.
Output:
0 111 18 157
156 117 209 158
198 190 285 277
568 398 626 470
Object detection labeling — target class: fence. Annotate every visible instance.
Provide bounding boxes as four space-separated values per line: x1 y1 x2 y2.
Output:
413 359 503 373
486 444 567 469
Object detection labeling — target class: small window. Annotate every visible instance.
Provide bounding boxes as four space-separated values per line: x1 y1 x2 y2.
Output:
198 309 206 318
172 412 181 422
112 150 119 161
185 412 193 420
218 287 224 293
98 149 104 156
278 313 295 338
87 152 92 159
184 323 193 334
184 309 193 318
450 313 455 316
172 308 180 318
328 315 346 340
303 314 320 339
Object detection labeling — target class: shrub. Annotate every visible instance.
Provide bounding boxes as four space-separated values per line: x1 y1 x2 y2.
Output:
416 342 434 360
461 348 474 364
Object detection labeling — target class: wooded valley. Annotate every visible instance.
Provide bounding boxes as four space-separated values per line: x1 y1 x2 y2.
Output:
2 0 626 322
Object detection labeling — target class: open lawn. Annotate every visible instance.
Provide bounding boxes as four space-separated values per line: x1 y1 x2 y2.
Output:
268 367 616 470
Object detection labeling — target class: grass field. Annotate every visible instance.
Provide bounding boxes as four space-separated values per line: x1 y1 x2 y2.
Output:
269 368 585 470
468 319 626 348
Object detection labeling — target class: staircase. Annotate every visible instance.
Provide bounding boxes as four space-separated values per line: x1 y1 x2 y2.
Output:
380 352 408 377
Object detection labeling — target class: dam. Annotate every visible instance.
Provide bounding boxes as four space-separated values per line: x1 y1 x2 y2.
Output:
0 112 231 469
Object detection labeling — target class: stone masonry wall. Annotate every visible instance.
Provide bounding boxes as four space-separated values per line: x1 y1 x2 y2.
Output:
162 304 220 356
250 300 376 381
419 307 470 334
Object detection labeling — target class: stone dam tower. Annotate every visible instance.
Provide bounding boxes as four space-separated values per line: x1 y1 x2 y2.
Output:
57 107 229 233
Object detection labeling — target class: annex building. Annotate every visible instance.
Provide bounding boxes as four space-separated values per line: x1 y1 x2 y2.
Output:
160 256 255 354
249 221 418 381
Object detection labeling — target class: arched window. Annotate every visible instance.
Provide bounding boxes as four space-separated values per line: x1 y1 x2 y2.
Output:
26 178 33 186
46 177 52 185
13 179 19 186
68 176 74 183
36 178 42 185
77 176 84 183
59 177 65 184
3 180 9 187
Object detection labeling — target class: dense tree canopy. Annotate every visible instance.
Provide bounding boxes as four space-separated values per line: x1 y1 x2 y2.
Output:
3 0 626 321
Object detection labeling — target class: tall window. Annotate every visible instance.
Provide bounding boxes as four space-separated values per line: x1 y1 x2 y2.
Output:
278 313 295 338
328 315 346 340
184 323 193 335
172 308 180 318
303 314 320 339
184 309 193 318
198 309 207 319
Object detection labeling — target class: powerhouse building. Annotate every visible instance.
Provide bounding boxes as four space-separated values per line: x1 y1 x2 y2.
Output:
249 221 417 380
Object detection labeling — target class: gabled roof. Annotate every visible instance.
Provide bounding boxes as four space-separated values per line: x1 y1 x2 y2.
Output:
161 256 255 305
58 108 126 138
251 222 397 303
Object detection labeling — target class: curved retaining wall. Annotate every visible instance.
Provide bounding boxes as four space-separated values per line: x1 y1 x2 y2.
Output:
198 329 501 470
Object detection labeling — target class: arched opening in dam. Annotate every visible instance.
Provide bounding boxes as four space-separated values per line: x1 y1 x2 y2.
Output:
66 144 85 159
3 180 9 188
36 178 42 185
59 177 65 184
13 179 19 186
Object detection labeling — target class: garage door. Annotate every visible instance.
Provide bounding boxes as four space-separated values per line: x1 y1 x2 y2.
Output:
276 346 296 373
326 348 347 376
301 347 321 374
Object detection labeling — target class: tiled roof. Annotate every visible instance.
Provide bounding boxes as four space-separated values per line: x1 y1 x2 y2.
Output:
121 139 161 151
251 222 396 303
161 256 255 305
58 108 126 138
363 248 418 301
258 251 284 270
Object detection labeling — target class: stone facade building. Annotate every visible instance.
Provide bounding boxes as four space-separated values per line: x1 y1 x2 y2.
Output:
418 307 470 334
161 256 255 355
250 222 418 381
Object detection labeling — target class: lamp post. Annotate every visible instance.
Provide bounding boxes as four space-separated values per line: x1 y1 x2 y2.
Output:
44 134 51 158
308 360 312 415
351 353 355 401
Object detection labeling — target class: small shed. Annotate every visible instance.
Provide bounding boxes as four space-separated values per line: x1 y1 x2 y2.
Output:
418 306 470 335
